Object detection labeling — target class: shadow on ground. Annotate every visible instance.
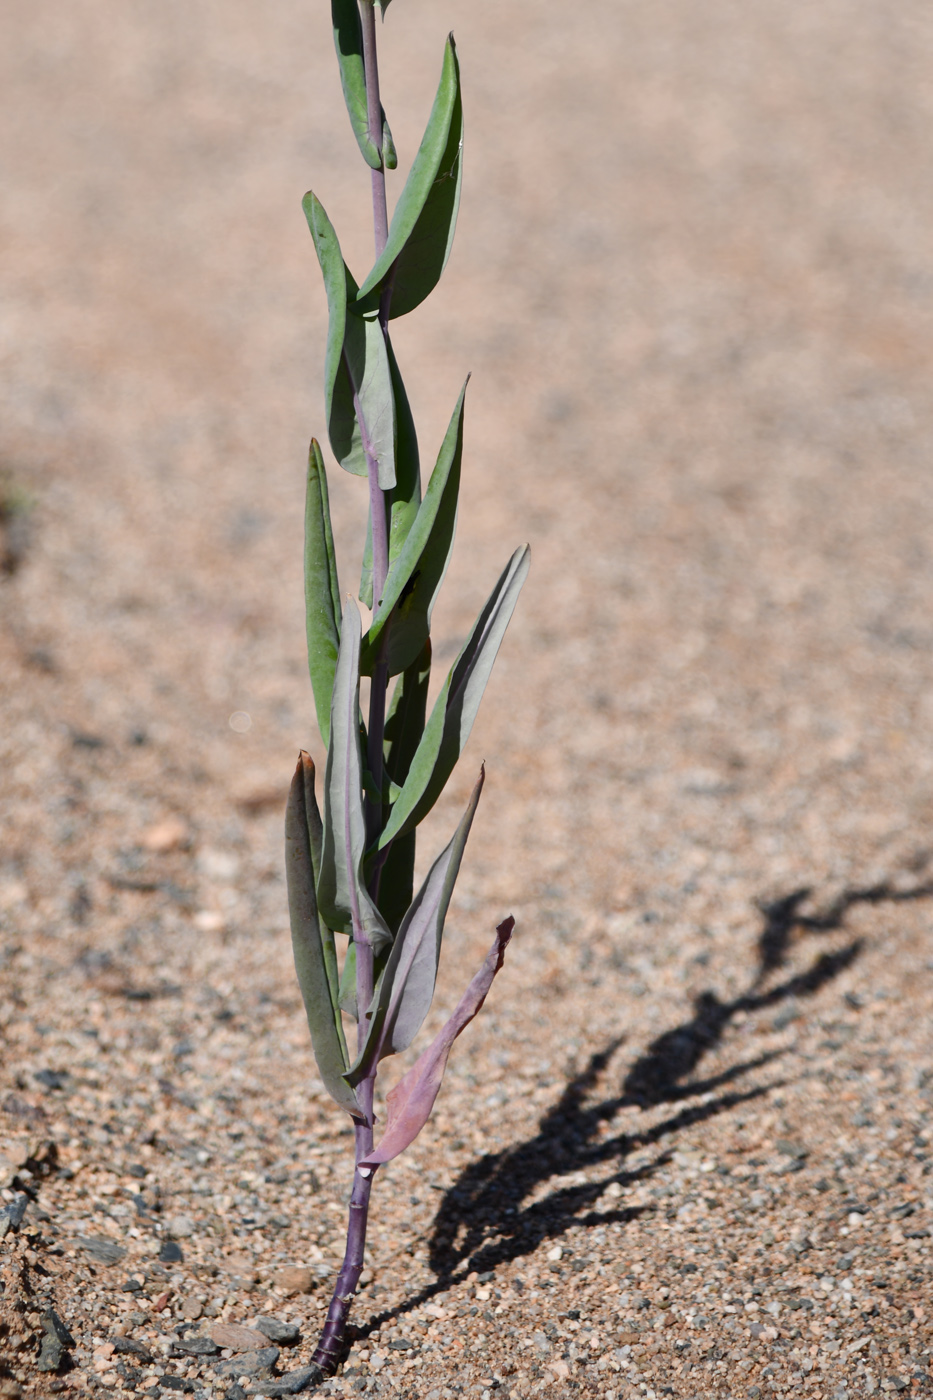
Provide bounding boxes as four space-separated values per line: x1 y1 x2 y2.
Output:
352 870 933 1341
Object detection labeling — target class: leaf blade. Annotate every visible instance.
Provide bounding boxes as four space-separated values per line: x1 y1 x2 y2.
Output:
285 756 360 1117
378 544 530 847
360 380 465 678
355 36 463 320
345 768 484 1087
331 0 381 169
303 192 396 487
359 918 514 1167
318 600 393 952
304 441 342 750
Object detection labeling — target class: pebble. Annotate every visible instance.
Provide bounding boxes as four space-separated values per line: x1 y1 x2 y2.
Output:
141 818 189 853
210 1325 274 1353
173 1336 220 1357
78 1237 126 1265
212 1347 280 1379
110 1335 149 1358
246 1368 317 1396
271 1267 313 1296
159 1240 185 1264
166 1214 196 1239
252 1318 301 1345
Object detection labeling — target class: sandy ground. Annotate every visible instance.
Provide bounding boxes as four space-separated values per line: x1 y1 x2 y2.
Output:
2 1 933 1397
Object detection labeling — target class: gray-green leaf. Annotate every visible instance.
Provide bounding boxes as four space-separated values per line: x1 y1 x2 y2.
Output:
345 768 484 1087
331 0 397 170
360 379 466 678
303 192 396 488
354 35 462 320
318 598 393 952
378 545 530 848
305 440 342 750
285 754 360 1117
373 639 431 933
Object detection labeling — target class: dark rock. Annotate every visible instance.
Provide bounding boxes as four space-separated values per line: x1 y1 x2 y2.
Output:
34 1069 71 1092
227 1388 247 1400
388 1338 412 1351
37 1335 66 1372
121 1276 146 1292
111 1337 154 1364
43 1310 76 1349
159 1377 195 1392
248 1368 318 1396
160 1240 184 1264
253 1318 301 1345
0 1193 29 1233
173 1336 219 1357
79 1236 126 1265
71 730 106 749
127 1163 148 1179
213 1347 280 1379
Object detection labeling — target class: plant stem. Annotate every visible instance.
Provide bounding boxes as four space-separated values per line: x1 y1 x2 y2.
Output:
312 1 391 1377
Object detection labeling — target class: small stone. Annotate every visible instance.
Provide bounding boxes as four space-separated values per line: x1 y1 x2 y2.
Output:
227 1388 247 1400
127 1163 148 1179
181 1298 203 1320
159 1378 194 1392
141 818 189 853
37 1337 65 1373
389 1338 412 1351
34 1069 70 1092
111 1337 155 1364
0 1194 28 1234
173 1336 220 1357
272 1266 313 1296
79 1236 126 1265
41 1311 75 1350
246 1368 317 1396
160 1240 185 1264
212 1347 280 1380
252 1318 300 1345
211 1325 273 1354
167 1214 197 1240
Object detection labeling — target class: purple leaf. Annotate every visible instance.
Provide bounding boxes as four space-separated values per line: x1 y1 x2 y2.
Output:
359 918 514 1169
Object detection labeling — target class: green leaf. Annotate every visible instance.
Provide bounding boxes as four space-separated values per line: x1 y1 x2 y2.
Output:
386 336 421 566
345 769 484 1087
360 379 466 678
331 0 397 170
374 639 432 932
303 192 396 488
318 599 393 952
354 36 463 320
358 334 420 611
285 754 360 1117
378 545 530 848
338 941 358 1020
305 441 342 750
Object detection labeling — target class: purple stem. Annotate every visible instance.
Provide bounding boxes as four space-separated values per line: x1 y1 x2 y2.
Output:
312 1 391 1377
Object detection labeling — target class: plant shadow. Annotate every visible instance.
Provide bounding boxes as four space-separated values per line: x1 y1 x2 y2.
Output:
353 869 933 1339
